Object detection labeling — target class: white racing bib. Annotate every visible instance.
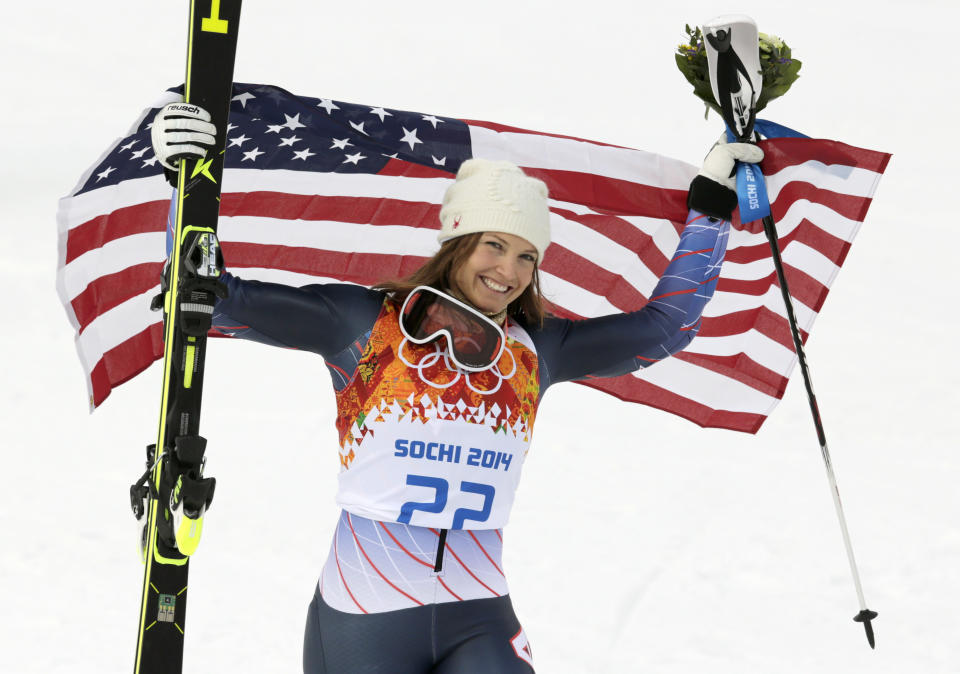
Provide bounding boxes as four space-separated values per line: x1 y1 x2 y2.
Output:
333 301 540 530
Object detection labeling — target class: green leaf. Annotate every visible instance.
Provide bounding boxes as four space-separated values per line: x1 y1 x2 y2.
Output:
675 22 800 116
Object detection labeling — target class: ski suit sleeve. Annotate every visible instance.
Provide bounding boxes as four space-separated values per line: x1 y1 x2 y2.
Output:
211 274 385 359
536 209 728 389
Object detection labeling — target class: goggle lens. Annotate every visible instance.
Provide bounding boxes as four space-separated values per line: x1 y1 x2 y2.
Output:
400 287 505 371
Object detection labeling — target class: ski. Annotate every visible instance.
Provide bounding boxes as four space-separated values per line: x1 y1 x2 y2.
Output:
130 2 242 672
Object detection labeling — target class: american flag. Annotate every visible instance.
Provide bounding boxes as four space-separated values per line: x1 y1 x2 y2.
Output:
56 82 890 432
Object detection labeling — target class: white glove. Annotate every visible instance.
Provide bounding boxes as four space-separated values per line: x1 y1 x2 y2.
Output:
150 102 217 171
698 135 764 191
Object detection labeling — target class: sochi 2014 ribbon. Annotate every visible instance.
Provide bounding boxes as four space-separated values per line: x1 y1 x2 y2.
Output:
725 119 809 223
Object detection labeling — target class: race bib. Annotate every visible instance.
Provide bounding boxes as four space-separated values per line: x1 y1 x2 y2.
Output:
333 302 539 529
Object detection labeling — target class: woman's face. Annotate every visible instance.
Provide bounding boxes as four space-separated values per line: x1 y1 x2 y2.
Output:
451 232 538 315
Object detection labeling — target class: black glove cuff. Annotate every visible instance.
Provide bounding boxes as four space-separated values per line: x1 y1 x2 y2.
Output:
687 175 737 221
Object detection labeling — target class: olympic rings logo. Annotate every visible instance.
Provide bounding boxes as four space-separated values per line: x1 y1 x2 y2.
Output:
397 337 517 395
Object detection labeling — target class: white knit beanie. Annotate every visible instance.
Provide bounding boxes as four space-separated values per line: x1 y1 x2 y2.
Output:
438 159 551 260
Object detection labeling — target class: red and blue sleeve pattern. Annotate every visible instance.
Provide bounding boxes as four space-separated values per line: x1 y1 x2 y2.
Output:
534 209 729 388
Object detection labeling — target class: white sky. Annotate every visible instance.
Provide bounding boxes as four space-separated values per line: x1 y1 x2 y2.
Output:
2 1 958 672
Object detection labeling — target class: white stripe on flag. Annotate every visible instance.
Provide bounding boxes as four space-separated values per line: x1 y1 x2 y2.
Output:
219 168 453 203
549 212 661 293
539 272 621 317
59 176 171 232
60 170 456 231
60 232 165 301
546 199 684 261
683 329 799 375
636 356 779 416
727 199 864 248
780 241 841 288
618 215 684 259
706 287 817 333
722 240 839 288
468 125 698 190
76 289 159 372
765 161 883 201
219 217 440 256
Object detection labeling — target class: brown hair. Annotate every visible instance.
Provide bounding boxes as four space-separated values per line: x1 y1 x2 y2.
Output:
373 232 548 327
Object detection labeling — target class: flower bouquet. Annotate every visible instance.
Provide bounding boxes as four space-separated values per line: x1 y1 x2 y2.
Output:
675 24 801 118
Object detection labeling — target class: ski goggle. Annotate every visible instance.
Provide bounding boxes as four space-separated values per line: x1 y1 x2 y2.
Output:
399 286 506 372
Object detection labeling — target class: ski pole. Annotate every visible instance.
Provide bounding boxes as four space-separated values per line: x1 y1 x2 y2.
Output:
759 213 878 647
702 14 878 648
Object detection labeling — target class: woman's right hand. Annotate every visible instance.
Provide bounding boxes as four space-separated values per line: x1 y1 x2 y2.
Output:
150 101 217 171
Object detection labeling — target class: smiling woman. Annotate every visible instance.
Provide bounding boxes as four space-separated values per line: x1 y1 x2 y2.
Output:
437 160 548 317
148 104 762 672
373 230 545 318
376 160 550 327
451 232 538 315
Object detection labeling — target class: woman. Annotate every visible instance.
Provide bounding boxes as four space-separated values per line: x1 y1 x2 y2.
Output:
152 103 761 673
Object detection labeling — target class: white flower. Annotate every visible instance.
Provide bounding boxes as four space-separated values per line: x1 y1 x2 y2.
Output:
758 32 785 51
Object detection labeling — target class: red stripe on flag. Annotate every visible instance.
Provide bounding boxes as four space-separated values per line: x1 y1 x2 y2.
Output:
540 245 650 310
769 182 875 225
378 157 454 178
220 192 444 229
71 262 161 332
65 201 168 264
523 167 690 221
673 351 791 400
65 194 446 265
216 168 690 236
463 118 633 149
577 376 768 434
89 322 164 408
717 268 829 316
221 242 429 285
550 207 679 276
698 306 808 349
726 218 853 269
760 138 892 175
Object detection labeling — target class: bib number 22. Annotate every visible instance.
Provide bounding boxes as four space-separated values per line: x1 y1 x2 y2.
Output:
398 474 495 528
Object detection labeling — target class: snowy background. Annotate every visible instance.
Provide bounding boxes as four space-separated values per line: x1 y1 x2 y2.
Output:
2 0 957 672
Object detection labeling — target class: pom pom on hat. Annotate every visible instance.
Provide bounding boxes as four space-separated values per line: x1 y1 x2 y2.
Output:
438 159 551 260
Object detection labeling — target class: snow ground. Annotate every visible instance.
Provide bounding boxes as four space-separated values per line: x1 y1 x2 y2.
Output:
2 1 957 672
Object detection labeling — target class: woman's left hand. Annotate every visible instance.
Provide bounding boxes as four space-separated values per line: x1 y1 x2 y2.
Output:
687 136 764 220
699 136 764 191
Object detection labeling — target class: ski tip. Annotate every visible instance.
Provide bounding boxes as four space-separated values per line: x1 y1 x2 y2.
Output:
853 609 878 649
